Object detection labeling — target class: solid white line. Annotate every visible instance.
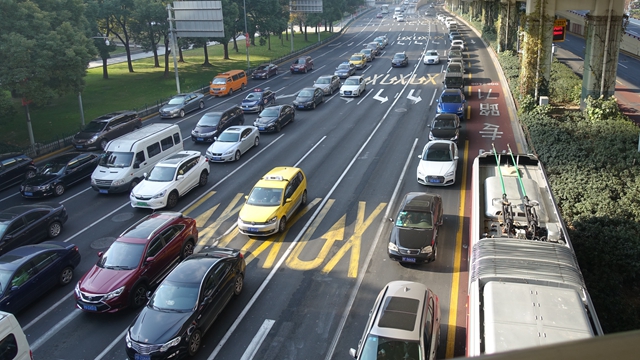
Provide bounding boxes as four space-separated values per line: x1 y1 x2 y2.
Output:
94 327 129 360
618 62 628 68
60 186 92 203
240 319 275 360
429 88 438 106
357 88 374 105
23 291 74 331
31 309 81 351
0 192 19 202
294 136 326 168
324 138 419 360
63 202 130 242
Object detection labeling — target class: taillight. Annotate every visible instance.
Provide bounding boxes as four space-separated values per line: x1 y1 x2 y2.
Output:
30 350 34 360
239 252 244 259
73 246 79 252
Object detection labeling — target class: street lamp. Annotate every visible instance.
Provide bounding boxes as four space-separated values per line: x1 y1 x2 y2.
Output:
243 0 250 71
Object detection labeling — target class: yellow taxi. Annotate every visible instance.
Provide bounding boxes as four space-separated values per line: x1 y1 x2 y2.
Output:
349 53 367 69
237 167 307 236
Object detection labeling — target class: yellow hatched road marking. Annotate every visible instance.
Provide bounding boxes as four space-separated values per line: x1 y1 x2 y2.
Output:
183 191 215 216
196 193 245 247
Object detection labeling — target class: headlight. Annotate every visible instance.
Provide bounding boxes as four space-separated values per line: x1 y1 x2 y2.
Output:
112 178 126 186
171 109 179 114
160 336 181 352
152 190 167 199
220 87 226 91
38 184 51 191
74 283 81 297
223 148 234 155
445 168 455 177
125 331 132 348
200 131 215 137
267 216 277 224
428 132 435 141
417 169 425 177
421 245 433 254
388 242 398 252
87 135 99 143
458 105 464 112
104 286 125 301
91 177 97 185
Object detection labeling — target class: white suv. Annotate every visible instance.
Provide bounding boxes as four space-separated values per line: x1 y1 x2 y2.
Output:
130 150 209 209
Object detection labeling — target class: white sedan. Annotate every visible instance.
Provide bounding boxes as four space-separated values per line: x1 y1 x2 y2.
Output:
423 50 440 65
416 140 459 186
340 76 367 97
205 126 259 162
451 39 465 50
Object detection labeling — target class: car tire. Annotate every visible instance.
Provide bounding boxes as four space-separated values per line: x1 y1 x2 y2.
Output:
312 101 316 110
290 113 295 123
241 84 245 91
198 170 208 187
188 330 202 357
54 183 65 196
304 67 307 74
179 109 185 118
199 101 204 109
278 216 287 233
48 221 62 238
129 178 140 191
254 136 260 147
234 150 241 161
130 283 148 308
229 88 234 96
276 123 282 132
59 266 74 286
239 116 245 125
233 274 244 296
100 139 109 150
166 190 179 209
301 190 307 206
181 239 195 260
25 169 36 179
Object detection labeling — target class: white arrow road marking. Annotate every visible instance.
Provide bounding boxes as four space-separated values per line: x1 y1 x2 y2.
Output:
348 42 354 46
407 89 422 104
397 41 405 45
373 89 389 103
470 39 476 44
341 97 354 103
414 40 423 44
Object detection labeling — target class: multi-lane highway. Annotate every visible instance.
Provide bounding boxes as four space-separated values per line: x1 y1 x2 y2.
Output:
3 5 525 360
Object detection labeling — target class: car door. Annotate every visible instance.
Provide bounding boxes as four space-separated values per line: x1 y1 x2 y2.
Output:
151 225 184 283
0 157 19 186
0 218 28 254
4 261 39 313
140 235 170 286
315 89 323 105
178 157 198 193
239 128 252 154
30 251 61 293
283 177 300 219
23 210 50 243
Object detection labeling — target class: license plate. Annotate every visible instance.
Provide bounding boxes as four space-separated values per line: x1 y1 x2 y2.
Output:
24 192 33 196
136 201 148 206
248 227 258 232
197 137 203 141
297 105 304 109
212 157 222 161
402 257 417 263
134 354 151 360
99 189 108 194
429 178 441 183
83 304 97 311
76 145 83 148
259 127 265 131
345 92 352 95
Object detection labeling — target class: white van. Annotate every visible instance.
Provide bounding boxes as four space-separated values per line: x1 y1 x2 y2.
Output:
0 311 32 360
393 7 402 19
91 124 183 194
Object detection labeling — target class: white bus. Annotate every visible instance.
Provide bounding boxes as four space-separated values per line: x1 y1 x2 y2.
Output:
381 4 389 14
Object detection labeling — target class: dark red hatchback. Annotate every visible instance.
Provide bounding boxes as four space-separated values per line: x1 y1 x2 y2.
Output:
75 212 198 313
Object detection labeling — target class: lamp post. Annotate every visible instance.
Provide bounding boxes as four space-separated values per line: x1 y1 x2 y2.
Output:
243 0 250 71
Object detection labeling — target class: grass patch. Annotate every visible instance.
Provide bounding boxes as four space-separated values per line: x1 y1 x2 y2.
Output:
2 32 336 149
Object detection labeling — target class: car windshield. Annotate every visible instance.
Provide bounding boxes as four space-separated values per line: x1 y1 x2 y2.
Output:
447 65 462 72
260 108 279 117
39 161 66 175
337 64 350 70
393 54 405 59
168 96 186 105
350 55 362 61
245 93 262 100
441 94 462 103
0 223 7 239
99 151 133 168
198 113 221 126
211 77 227 84
218 132 240 142
147 166 176 182
295 58 307 64
396 210 433 229
256 65 267 71
246 187 283 206
359 335 422 360
149 280 199 312
83 121 107 132
344 78 359 85
450 50 462 57
0 268 12 294
361 49 370 54
97 241 145 270
298 90 314 97
426 51 438 56
316 78 330 84
433 118 456 128
423 144 453 162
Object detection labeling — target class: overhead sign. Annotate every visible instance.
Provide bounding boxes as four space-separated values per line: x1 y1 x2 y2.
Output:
553 25 566 42
554 19 567 27
289 0 323 13
173 1 224 38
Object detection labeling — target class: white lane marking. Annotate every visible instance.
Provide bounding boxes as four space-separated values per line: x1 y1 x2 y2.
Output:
324 138 419 360
357 88 374 105
60 187 92 203
23 291 74 331
274 87 286 93
293 136 326 168
619 62 628 68
240 319 275 360
31 309 81 351
0 192 19 202
94 327 129 360
429 88 438 106
63 202 130 242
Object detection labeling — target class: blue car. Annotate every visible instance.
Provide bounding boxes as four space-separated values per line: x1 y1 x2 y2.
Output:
436 89 467 120
0 241 81 313
241 88 276 113
334 62 356 79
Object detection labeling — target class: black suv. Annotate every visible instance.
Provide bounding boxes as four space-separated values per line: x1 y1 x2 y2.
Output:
0 153 36 190
72 111 141 150
191 106 245 143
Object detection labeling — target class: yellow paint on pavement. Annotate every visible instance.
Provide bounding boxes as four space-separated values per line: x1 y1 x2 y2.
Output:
196 193 245 247
183 191 216 216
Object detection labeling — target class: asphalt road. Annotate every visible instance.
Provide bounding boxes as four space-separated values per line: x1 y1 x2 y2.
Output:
2 5 525 360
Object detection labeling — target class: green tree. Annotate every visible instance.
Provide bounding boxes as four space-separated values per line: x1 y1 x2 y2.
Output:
86 0 118 79
104 0 136 72
211 0 240 60
130 0 167 68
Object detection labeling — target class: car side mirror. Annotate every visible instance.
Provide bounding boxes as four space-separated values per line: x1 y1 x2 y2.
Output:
146 290 152 299
285 198 292 203
417 154 422 158
177 175 185 180
145 256 155 264
133 162 141 169
244 195 249 200
11 286 18 292
143 172 148 179
388 217 394 222
213 136 218 141
455 156 459 160
97 251 104 257
349 348 357 358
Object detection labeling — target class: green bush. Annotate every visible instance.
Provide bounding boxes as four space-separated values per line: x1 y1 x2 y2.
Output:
585 95 626 122
549 59 582 105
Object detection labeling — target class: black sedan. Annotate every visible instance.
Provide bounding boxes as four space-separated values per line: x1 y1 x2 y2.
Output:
0 153 36 190
391 52 409 67
0 241 81 313
125 247 245 360
252 63 278 79
254 104 295 132
428 113 461 142
0 203 68 256
20 152 99 198
292 87 324 110
387 192 443 264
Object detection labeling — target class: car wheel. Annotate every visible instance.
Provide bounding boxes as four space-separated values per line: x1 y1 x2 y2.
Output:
100 138 109 150
59 266 74 286
130 283 148 308
271 97 276 105
290 113 295 123
198 170 208 187
431 241 438 262
239 117 245 125
179 109 185 118
129 178 139 191
48 221 62 238
188 330 202 357
233 274 244 296
54 183 65 196
278 216 287 233
229 88 234 96
25 169 36 179
312 101 316 109
254 136 260 147
181 239 195 259
276 123 282 132
241 84 245 91
199 101 204 109
166 190 179 209
234 150 241 161
304 67 307 73
301 190 307 206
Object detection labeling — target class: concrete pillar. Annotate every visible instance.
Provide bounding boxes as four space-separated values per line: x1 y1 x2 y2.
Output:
518 0 556 99
581 0 625 107
498 0 518 52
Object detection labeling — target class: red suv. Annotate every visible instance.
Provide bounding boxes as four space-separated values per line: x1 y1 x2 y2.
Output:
290 56 314 74
75 212 198 313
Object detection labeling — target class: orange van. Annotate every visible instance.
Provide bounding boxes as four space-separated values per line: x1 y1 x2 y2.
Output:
209 70 248 96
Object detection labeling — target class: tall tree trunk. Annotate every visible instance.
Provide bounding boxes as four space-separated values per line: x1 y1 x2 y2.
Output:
268 33 271 50
149 26 160 67
223 42 230 59
202 43 211 66
102 58 109 79
233 34 238 52
304 24 308 41
178 46 184 62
